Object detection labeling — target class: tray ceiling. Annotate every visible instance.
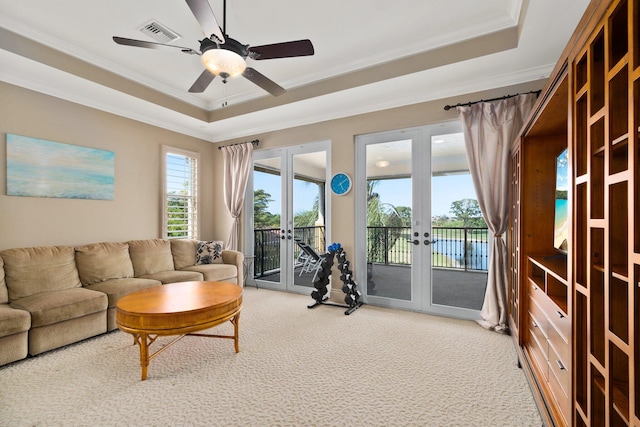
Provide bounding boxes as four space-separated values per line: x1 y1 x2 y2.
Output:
0 0 590 142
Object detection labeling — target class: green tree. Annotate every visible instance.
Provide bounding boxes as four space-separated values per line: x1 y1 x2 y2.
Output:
395 206 412 226
166 179 191 237
366 180 405 262
254 189 280 228
449 198 487 228
167 195 189 237
294 181 322 227
431 214 450 227
294 197 320 227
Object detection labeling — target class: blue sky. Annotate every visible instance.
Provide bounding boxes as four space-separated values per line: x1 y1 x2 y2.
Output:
378 174 477 216
255 171 477 217
556 148 568 192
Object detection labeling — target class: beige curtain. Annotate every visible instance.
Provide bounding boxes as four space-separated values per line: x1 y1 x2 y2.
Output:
457 93 536 333
221 142 254 251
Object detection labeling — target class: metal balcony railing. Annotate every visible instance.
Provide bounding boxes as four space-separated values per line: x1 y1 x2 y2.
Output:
253 226 325 278
252 225 488 277
367 226 489 271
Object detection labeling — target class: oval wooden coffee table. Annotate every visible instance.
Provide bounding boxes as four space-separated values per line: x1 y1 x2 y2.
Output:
116 281 242 380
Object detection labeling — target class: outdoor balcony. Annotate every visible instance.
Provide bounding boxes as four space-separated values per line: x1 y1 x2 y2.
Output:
252 225 488 310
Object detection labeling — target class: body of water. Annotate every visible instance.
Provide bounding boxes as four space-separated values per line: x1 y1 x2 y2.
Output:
432 238 488 271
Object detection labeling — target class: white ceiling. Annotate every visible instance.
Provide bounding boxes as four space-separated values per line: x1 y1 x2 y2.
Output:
0 0 590 143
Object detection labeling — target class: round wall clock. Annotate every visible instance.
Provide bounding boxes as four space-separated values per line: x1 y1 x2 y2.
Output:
330 172 352 196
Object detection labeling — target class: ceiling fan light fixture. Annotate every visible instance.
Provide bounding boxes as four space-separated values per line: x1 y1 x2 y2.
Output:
201 48 246 80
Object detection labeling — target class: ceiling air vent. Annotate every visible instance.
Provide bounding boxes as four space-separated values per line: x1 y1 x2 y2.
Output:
138 20 180 43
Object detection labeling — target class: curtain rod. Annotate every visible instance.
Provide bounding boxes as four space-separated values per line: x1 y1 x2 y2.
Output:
443 90 541 111
217 139 259 150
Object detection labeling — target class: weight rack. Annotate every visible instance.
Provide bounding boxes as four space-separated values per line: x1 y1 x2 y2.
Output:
307 243 363 315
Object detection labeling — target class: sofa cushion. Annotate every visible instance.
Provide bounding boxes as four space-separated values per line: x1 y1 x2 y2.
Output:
0 303 30 338
10 288 107 328
182 264 238 282
0 246 81 301
0 256 7 304
75 242 135 285
138 270 203 284
127 239 174 277
170 239 198 270
84 278 160 308
196 241 224 265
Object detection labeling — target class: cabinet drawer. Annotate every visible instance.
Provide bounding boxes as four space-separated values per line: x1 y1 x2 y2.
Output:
548 343 570 397
548 353 571 425
529 279 548 306
547 305 570 342
526 328 549 381
528 310 548 350
547 320 570 365
528 296 549 338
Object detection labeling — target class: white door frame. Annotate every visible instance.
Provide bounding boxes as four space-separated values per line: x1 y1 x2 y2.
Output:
244 140 331 295
355 122 480 320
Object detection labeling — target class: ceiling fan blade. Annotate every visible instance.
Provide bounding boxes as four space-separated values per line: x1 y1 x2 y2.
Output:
249 39 314 60
188 70 216 93
242 67 285 96
113 36 198 54
185 0 225 43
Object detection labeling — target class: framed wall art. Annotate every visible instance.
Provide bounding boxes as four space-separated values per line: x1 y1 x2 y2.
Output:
6 134 114 200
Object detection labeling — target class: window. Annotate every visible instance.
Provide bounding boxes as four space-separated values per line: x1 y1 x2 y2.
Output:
162 146 199 239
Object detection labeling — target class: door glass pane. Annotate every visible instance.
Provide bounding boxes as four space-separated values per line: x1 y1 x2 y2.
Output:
253 157 282 284
365 140 412 300
430 132 488 310
292 151 327 288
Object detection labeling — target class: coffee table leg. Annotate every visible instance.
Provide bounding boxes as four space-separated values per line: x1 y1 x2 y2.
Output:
133 333 150 380
231 313 240 353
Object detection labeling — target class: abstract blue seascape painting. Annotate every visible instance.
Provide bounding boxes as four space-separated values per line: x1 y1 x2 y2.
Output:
6 134 114 200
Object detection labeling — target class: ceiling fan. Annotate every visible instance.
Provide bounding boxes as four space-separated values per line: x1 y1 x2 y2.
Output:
113 0 314 95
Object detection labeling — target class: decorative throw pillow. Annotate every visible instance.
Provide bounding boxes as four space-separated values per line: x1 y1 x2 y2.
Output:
196 241 224 265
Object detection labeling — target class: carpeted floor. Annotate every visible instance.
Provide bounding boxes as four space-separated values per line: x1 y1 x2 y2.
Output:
0 288 541 427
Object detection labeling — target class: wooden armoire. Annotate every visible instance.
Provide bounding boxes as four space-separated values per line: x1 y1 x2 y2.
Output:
509 1 639 426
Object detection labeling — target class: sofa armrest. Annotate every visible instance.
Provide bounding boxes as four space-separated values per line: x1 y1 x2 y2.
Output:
221 250 244 287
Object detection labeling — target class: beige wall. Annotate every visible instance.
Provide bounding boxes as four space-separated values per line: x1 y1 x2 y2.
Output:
0 82 217 250
1 78 545 266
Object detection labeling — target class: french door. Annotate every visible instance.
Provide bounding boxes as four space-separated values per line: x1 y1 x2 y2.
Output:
245 141 330 294
355 122 481 320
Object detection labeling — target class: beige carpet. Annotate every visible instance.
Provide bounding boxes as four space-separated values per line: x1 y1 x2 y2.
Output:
0 288 541 426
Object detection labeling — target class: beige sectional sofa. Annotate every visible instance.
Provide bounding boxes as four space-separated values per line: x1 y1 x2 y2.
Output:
0 239 243 367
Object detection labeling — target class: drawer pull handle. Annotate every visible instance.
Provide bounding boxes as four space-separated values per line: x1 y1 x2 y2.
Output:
556 311 565 319
532 320 538 328
556 360 566 371
532 285 538 290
